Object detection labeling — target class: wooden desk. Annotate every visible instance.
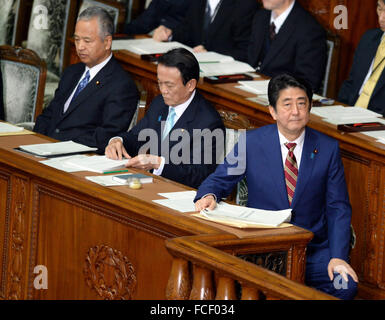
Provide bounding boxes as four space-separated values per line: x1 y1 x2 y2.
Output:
103 50 385 299
0 133 313 300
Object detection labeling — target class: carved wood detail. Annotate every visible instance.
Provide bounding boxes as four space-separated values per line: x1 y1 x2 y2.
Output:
189 265 214 300
0 170 12 299
84 245 137 300
166 258 191 300
8 176 28 300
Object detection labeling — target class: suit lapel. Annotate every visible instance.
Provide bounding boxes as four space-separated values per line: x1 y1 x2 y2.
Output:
261 125 288 206
207 0 230 37
250 10 270 68
261 4 298 68
60 57 115 120
291 128 317 208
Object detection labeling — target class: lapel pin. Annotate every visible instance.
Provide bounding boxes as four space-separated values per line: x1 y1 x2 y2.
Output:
158 115 162 122
96 80 100 85
310 149 318 159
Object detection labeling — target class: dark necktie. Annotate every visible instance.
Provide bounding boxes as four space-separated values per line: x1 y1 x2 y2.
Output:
284 142 298 206
270 22 276 41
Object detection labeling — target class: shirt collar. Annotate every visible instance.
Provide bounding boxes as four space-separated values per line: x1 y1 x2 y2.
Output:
208 0 221 13
85 53 113 80
277 126 306 149
169 90 196 119
270 0 295 34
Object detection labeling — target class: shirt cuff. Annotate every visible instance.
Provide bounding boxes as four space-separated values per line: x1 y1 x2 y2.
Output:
108 136 123 145
152 156 165 175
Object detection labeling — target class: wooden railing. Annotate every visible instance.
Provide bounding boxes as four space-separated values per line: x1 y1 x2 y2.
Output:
166 235 338 300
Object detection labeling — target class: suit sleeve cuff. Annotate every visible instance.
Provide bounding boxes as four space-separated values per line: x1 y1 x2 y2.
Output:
152 156 165 176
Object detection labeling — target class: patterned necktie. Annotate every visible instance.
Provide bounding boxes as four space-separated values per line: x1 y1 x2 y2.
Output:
284 142 298 206
270 22 276 41
162 107 176 140
70 70 90 105
355 37 385 108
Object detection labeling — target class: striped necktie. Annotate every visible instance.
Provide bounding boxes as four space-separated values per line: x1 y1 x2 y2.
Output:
284 142 298 206
70 70 90 105
162 107 176 140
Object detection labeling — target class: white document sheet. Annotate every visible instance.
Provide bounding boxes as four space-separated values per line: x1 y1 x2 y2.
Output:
40 155 89 172
152 199 196 213
200 61 255 77
85 175 125 186
157 191 197 200
0 122 24 133
19 140 97 157
194 52 234 63
112 38 193 54
237 80 270 95
64 155 128 173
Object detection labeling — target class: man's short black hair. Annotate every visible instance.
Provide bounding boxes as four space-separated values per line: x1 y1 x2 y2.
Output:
268 74 313 109
157 48 200 85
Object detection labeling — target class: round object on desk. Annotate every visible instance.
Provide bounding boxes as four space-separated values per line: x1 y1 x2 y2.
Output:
128 178 142 189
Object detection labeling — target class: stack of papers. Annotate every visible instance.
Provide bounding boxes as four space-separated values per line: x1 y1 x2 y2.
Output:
64 155 128 173
361 130 385 145
112 38 192 55
310 105 384 125
40 155 89 172
193 203 292 228
18 141 97 157
237 80 270 95
199 60 255 77
194 52 235 63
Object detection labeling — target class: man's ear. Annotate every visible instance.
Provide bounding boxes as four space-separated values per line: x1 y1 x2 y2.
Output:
104 35 113 51
268 105 277 120
186 79 197 92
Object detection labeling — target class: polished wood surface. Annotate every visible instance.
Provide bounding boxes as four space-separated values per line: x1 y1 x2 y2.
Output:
105 49 385 299
0 133 314 300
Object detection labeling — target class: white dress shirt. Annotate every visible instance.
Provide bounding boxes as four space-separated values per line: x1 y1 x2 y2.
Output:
277 126 305 170
270 0 295 34
63 53 113 112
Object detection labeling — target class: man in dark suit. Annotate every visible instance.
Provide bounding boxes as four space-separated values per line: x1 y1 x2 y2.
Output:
105 48 225 189
124 0 192 40
338 0 385 115
248 0 326 92
194 74 358 299
0 68 4 120
34 7 139 150
154 0 259 62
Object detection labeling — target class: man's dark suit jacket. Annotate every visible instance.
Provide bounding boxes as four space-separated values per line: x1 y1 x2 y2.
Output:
338 28 385 115
248 1 326 91
172 0 259 62
124 0 192 35
117 91 225 189
0 68 4 121
33 56 139 150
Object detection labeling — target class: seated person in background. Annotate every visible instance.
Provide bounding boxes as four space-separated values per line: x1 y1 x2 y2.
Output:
248 0 326 92
34 6 139 150
154 0 259 62
124 0 192 40
105 48 225 189
338 0 385 115
0 68 4 120
194 74 358 300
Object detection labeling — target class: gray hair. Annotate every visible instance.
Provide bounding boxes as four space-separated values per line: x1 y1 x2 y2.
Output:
78 6 114 39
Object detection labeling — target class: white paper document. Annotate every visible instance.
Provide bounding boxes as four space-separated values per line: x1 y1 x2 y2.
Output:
194 52 234 63
112 38 193 54
200 61 255 77
85 175 125 186
200 203 292 228
40 155 89 172
152 199 196 213
18 140 97 157
64 155 128 173
157 191 197 200
237 80 270 95
0 122 24 133
310 105 383 125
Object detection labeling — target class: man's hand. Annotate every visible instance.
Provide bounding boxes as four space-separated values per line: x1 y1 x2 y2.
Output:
328 258 359 283
127 154 161 171
105 138 131 160
153 25 172 42
193 45 207 53
195 195 217 211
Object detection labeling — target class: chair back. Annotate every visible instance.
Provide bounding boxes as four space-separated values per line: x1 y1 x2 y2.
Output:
0 0 21 45
0 45 47 124
319 31 341 98
26 0 77 79
78 0 126 33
